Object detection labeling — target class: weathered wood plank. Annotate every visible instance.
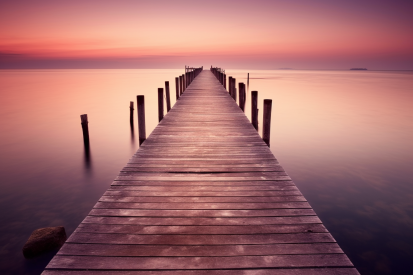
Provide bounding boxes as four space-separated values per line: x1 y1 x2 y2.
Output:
58 242 340 256
43 268 360 275
81 215 322 225
110 180 293 186
88 208 316 217
46 254 354 270
67 232 334 245
103 190 302 197
115 175 292 181
75 223 326 234
93 201 311 209
99 195 307 203
108 185 299 191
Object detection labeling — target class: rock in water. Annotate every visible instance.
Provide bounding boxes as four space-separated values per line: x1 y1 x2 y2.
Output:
22 226 67 258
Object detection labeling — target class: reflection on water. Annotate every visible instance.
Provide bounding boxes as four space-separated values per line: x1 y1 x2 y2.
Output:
130 122 135 146
0 69 412 274
83 143 92 173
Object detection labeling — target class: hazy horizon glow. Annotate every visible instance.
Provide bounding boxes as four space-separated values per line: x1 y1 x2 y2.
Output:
1 0 413 69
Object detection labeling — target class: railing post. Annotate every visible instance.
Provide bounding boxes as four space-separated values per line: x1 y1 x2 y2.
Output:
158 88 164 122
175 77 179 100
263 99 272 146
165 81 171 112
251 91 258 130
224 74 226 89
137 95 146 145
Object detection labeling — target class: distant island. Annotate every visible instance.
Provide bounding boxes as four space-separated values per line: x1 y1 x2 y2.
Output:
278 68 294 70
350 68 367 70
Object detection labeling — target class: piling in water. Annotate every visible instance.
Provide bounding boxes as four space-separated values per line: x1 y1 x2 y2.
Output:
175 77 179 100
239 83 246 112
165 81 171 112
80 114 90 147
251 91 258 130
263 99 272 146
137 95 146 145
158 88 164 122
129 101 134 124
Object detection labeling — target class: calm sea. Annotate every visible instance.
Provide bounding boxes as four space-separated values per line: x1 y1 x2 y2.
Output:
0 69 412 274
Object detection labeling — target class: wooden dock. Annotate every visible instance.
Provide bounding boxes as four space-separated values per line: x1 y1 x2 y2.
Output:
43 70 358 274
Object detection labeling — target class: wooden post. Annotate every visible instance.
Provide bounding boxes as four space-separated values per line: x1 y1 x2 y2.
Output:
129 101 134 124
165 81 171 112
182 74 186 92
251 91 258 130
137 95 146 145
184 73 187 90
263 99 272 147
239 83 245 112
80 114 90 147
175 77 179 100
231 78 236 101
179 75 183 96
158 88 164 122
224 74 226 89
242 83 247 112
234 87 237 102
228 76 233 94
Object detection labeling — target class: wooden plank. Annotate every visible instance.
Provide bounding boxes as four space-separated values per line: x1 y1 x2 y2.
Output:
58 242 340 256
103 190 302 197
121 167 283 172
46 254 354 270
108 185 299 191
67 232 334 245
81 216 322 225
99 195 307 203
110 180 295 186
43 268 360 275
75 223 326 234
88 208 316 217
93 201 311 209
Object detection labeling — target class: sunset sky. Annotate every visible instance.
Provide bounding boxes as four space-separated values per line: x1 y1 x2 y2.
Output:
1 0 412 69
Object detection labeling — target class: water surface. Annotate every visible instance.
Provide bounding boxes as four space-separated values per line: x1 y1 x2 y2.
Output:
0 69 412 274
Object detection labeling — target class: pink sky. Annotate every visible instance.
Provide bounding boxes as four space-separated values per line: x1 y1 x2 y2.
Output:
1 0 412 69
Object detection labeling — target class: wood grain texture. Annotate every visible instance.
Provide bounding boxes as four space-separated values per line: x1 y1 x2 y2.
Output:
44 70 358 274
